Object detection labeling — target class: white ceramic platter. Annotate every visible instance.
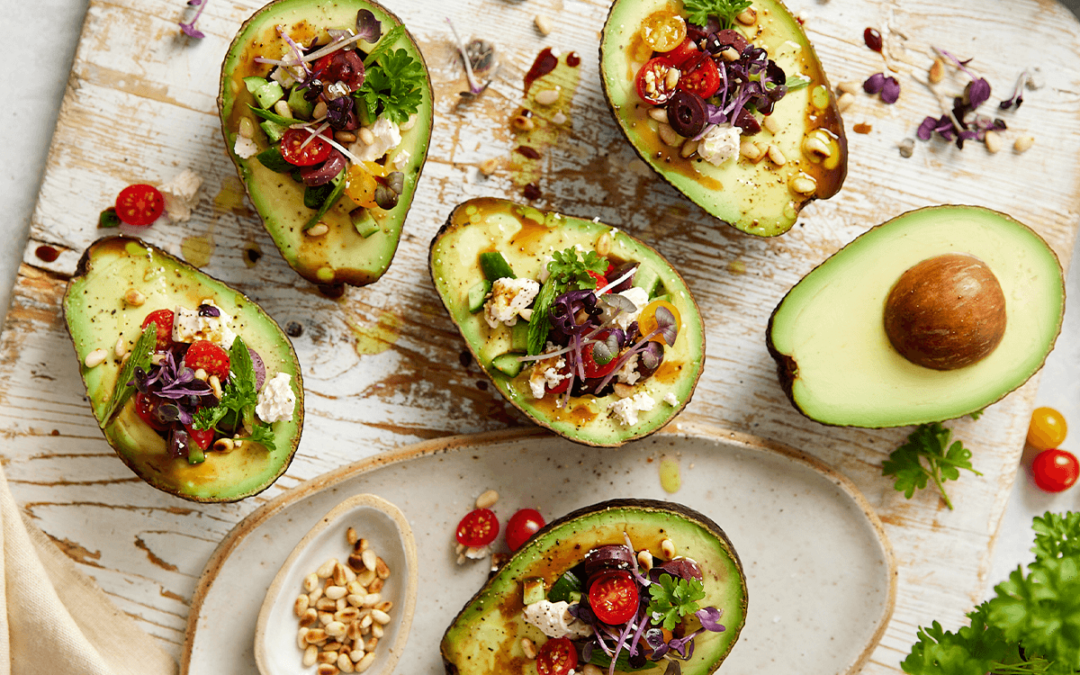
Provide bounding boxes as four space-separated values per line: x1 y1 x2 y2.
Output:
183 424 896 674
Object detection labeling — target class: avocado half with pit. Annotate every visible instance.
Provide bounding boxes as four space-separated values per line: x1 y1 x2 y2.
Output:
430 198 706 447
441 499 747 674
63 237 304 502
218 0 433 287
766 205 1065 427
600 0 846 237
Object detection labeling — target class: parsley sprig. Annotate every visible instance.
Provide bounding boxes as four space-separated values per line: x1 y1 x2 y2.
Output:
646 573 706 631
354 47 425 125
192 337 276 452
682 0 752 31
526 248 608 355
882 422 981 510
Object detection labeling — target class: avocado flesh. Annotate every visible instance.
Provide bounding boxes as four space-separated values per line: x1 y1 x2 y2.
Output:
430 198 706 447
600 0 847 237
441 499 747 675
63 237 305 502
218 0 433 286
767 206 1065 427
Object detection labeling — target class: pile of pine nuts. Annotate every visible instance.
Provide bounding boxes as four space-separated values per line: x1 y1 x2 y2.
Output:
294 526 393 674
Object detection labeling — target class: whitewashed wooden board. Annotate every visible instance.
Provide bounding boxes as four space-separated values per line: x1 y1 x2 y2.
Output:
2 0 1079 672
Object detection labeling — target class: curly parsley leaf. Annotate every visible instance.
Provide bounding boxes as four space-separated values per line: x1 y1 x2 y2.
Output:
901 606 1042 675
1032 512 1080 562
987 558 1080 673
525 248 609 355
682 0 752 30
192 337 259 434
355 48 425 125
235 422 277 453
882 422 981 510
647 573 706 631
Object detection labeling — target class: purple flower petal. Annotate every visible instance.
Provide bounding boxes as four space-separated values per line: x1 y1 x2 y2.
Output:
863 72 885 95
968 78 991 108
178 0 207 39
355 10 382 42
696 606 726 632
917 116 937 141
881 76 900 104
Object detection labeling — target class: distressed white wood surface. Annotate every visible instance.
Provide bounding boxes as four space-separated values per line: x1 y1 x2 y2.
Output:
1 0 1079 671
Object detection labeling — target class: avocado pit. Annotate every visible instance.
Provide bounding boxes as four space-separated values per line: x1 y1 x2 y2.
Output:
883 253 1007 370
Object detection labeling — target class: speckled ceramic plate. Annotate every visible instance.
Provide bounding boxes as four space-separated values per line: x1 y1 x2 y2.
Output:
183 424 895 674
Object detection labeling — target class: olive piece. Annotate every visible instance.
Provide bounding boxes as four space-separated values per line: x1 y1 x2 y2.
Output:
666 91 708 138
704 29 748 55
883 253 1007 370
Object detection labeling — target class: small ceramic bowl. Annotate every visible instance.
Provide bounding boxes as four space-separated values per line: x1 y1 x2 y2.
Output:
255 493 418 675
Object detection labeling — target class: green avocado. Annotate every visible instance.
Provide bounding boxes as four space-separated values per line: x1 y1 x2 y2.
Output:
441 499 747 675
600 0 847 237
63 237 304 502
766 205 1065 427
218 0 433 287
429 198 706 447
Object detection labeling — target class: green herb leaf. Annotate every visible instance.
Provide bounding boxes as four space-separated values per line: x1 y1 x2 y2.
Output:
362 24 405 67
646 573 706 631
786 75 812 92
247 104 302 127
193 337 260 433
881 422 981 510
1031 511 1080 562
235 422 277 453
524 247 611 355
303 170 347 231
526 278 559 356
100 324 157 427
98 207 121 229
355 47 425 125
987 558 1080 671
968 408 985 420
681 0 752 31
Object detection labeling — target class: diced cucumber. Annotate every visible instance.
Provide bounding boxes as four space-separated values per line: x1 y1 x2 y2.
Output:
522 578 546 605
256 146 293 173
287 86 314 119
244 77 284 109
351 209 380 238
259 119 287 143
547 570 582 603
491 353 524 378
468 280 492 314
632 263 661 297
479 252 516 281
510 321 529 352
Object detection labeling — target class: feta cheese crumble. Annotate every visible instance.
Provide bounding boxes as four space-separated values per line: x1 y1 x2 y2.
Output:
522 600 592 639
602 286 650 331
698 125 742 166
528 353 569 399
159 169 203 223
484 277 540 328
233 135 259 159
172 303 237 348
256 372 295 423
352 116 402 163
610 391 656 426
616 354 641 386
664 392 679 406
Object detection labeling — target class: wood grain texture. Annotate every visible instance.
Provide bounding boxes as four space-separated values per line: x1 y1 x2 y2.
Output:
3 0 1079 669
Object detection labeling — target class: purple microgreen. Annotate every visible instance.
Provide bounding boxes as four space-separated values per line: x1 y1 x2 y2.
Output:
386 171 404 195
696 606 726 632
355 9 382 43
374 184 399 210
652 306 678 347
179 0 207 39
601 292 637 317
966 78 991 108
917 116 939 141
592 339 615 367
640 343 662 373
644 628 669 660
667 629 700 659
325 95 357 131
446 18 489 97
1000 69 1029 110
863 72 885 94
881 76 900 104
197 304 220 318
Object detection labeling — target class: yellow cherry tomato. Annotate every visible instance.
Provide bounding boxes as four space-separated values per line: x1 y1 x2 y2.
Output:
344 164 379 209
1028 406 1068 450
640 10 687 53
638 300 682 344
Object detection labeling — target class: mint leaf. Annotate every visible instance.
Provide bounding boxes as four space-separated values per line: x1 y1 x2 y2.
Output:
100 324 157 427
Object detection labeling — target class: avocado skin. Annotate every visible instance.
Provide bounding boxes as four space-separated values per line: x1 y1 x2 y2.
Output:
63 236 305 502
765 205 1065 428
440 498 747 675
429 198 707 448
217 0 433 287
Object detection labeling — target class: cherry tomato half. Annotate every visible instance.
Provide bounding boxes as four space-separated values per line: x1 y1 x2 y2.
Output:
678 53 721 99
588 569 639 625
638 300 682 345
279 128 333 167
586 270 609 292
456 508 500 547
640 10 687 53
635 57 680 105
1028 406 1068 451
141 309 175 351
505 508 545 551
583 332 620 379
115 184 165 226
185 423 216 451
135 393 169 432
184 340 231 382
665 37 702 68
1031 448 1079 493
536 637 579 675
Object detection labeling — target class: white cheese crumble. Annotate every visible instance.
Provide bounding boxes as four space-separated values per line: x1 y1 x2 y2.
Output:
538 254 554 283
484 277 540 328
664 392 679 406
394 148 411 170
233 135 259 159
172 303 237 348
256 372 296 424
610 392 656 426
352 116 402 163
698 125 742 166
159 169 203 223
616 354 641 386
528 354 569 399
602 286 650 331
522 600 592 640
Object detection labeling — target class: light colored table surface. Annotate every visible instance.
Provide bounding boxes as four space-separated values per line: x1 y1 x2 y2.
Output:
3 0 1079 667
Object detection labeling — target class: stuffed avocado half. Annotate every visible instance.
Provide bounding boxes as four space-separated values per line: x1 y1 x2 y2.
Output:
767 206 1064 427
441 499 747 675
600 0 846 237
218 0 433 287
64 237 304 502
430 198 706 447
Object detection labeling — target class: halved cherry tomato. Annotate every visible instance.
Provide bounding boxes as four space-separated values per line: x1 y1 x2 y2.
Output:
280 128 333 166
635 57 680 105
665 37 702 68
588 569 639 625
456 508 499 547
638 300 682 344
640 10 687 52
587 270 609 291
678 53 721 99
583 331 620 379
115 184 165 226
184 340 231 382
536 637 578 675
135 393 169 432
505 508 545 551
185 423 216 451
1031 448 1079 493
1028 406 1068 450
141 309 175 351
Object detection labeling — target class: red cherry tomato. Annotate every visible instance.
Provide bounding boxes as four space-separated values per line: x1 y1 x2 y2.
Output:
115 184 165 226
536 637 578 675
678 54 721 98
279 128 332 166
635 57 680 105
665 37 701 68
1031 448 1079 493
183 340 231 382
583 332 620 379
134 393 169 432
141 309 175 351
456 508 499 547
588 569 639 625
587 270 609 292
185 423 216 451
505 508 545 551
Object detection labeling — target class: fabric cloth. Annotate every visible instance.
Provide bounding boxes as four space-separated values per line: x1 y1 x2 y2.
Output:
0 461 177 675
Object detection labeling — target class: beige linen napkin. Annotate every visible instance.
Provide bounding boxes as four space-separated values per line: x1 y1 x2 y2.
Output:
0 462 177 675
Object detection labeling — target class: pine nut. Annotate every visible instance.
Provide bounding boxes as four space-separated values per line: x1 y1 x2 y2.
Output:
836 92 855 112
209 375 223 399
736 7 757 25
313 101 328 119
375 600 393 613
929 58 946 84
363 593 381 607
583 665 605 675
767 145 787 165
318 651 338 664
335 131 357 144
984 130 1002 154
367 577 384 594
350 649 364 663
304 645 319 667
535 88 561 106
375 557 390 579
239 116 256 139
309 587 324 604
658 123 683 147
803 135 832 158
338 653 355 673
361 550 377 571
325 585 347 600
325 641 344 652
296 594 311 617
336 598 347 612
317 665 339 675
356 652 376 673
665 67 681 90
637 550 654 571
319 611 334 625
371 623 384 638
740 140 763 161
479 158 499 176
334 563 349 587
613 382 635 399
337 607 360 623
346 528 359 545
399 115 417 131
721 47 740 62
274 100 292 119
347 594 365 607
307 223 329 237
123 289 145 306
512 114 534 132
298 627 310 649
347 620 363 641
84 349 108 368
326 621 347 638
359 128 375 145
300 608 318 627
306 628 328 644
364 637 379 652
213 438 234 453
347 553 365 573
355 538 370 553
679 138 699 158
475 489 499 509
347 581 365 595
113 337 127 358
318 559 337 578
535 14 553 36
763 115 782 135
661 538 676 559
1014 135 1035 153
521 637 538 658
647 107 668 124
371 609 391 625
791 176 817 195
317 598 337 611
360 615 373 630
838 81 862 95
